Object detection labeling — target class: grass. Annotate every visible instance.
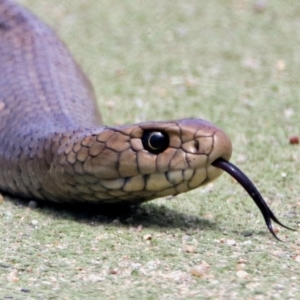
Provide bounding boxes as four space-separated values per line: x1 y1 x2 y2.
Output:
1 0 300 298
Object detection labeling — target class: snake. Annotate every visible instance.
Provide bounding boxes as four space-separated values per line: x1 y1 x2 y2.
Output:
0 0 293 240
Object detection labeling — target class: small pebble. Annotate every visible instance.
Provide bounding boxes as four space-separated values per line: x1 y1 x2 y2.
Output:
109 269 118 275
136 225 143 232
294 256 300 263
183 245 196 253
254 0 267 13
31 220 38 226
236 270 249 278
237 263 246 271
276 59 286 71
289 136 299 144
190 261 210 278
226 239 236 246
143 234 152 241
7 269 19 282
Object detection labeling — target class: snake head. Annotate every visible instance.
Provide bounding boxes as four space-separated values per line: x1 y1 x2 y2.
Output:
54 118 232 202
75 118 233 199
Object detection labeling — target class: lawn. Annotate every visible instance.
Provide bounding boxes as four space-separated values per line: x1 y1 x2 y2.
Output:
1 0 300 299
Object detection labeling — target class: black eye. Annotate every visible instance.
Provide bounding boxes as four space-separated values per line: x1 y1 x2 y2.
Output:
142 131 169 154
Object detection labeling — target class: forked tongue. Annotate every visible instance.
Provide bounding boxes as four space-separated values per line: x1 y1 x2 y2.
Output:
212 158 295 241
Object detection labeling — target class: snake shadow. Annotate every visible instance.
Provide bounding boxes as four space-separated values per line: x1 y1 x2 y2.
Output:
6 195 218 232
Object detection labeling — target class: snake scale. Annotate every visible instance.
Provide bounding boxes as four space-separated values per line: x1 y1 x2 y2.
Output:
0 0 293 239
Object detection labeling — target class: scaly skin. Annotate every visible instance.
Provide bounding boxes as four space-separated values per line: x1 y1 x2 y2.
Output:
0 0 232 203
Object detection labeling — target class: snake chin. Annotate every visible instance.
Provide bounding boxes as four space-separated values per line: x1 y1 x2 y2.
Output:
84 165 224 204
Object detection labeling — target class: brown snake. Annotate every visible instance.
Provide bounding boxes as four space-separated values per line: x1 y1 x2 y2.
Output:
0 0 294 240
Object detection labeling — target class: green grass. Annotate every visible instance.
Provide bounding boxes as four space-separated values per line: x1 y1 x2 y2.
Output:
1 0 300 298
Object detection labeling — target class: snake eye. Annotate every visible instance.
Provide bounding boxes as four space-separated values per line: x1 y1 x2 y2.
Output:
142 131 169 154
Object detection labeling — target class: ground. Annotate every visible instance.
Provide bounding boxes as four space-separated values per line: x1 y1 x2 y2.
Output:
1 0 300 299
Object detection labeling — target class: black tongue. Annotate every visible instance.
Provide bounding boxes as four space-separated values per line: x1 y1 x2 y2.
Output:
212 158 295 241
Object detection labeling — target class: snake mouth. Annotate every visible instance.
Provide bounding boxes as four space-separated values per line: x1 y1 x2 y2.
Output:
212 158 295 241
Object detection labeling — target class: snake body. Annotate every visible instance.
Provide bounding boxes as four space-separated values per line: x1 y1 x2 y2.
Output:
0 0 293 239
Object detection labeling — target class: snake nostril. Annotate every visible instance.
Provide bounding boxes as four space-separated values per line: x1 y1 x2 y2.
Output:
194 140 200 152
